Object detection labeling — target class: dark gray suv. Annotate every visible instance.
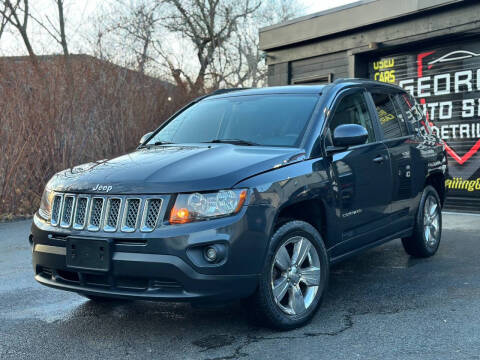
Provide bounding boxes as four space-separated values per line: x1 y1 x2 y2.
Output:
30 79 448 329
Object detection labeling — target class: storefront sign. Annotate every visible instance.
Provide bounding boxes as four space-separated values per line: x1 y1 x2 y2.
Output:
369 41 480 199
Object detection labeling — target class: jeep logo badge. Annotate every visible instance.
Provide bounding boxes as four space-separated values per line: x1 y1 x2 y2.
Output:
92 184 113 193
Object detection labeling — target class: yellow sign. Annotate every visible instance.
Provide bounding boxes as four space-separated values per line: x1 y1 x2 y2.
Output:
376 108 395 124
373 58 396 84
445 177 480 192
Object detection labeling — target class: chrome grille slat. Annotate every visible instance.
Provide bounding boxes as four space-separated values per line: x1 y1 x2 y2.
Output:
88 197 105 231
60 195 75 228
49 193 165 233
73 196 89 230
121 198 141 233
51 194 63 226
104 198 122 232
140 199 163 232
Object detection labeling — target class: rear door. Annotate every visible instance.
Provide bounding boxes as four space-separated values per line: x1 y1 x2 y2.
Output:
367 88 416 234
325 88 394 257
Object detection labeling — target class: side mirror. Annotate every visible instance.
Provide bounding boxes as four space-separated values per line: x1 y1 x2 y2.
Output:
139 131 153 145
328 124 368 152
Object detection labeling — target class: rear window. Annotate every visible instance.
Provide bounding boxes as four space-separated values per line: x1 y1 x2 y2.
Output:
396 93 430 135
371 93 408 139
149 94 319 147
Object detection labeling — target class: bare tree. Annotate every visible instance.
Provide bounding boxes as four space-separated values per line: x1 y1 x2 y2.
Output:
158 0 261 93
91 0 162 74
93 0 303 92
0 1 12 40
114 1 161 74
212 0 304 88
0 0 36 58
25 0 69 55
56 0 68 55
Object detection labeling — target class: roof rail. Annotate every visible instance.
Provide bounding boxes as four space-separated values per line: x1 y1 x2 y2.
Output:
192 88 250 103
209 88 250 96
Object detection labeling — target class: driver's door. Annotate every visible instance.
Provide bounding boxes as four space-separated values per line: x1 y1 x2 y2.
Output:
325 88 393 258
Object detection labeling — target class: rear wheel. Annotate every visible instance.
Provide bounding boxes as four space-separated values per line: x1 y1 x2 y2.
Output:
402 185 442 258
246 220 329 330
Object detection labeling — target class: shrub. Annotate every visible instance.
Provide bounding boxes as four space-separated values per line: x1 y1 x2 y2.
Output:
0 55 192 217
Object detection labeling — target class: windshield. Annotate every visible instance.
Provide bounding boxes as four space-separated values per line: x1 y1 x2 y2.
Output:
147 94 319 147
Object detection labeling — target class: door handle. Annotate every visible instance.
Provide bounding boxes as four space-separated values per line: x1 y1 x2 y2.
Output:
373 155 385 164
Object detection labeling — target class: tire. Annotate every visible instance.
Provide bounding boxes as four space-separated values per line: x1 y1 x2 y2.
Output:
245 220 329 330
402 185 442 258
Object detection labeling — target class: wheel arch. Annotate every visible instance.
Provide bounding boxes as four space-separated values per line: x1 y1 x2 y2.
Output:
273 198 329 246
425 171 446 206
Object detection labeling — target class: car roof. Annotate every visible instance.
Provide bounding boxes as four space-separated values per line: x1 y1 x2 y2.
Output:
331 78 405 91
204 78 404 100
206 85 326 99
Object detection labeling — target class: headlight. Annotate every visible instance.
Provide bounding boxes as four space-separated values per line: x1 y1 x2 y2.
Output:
169 189 247 224
38 187 55 221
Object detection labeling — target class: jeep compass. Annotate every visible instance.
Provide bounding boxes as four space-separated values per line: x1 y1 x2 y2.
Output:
30 79 447 329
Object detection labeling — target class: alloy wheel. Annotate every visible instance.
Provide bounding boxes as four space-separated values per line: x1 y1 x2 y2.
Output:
270 236 321 316
423 195 440 248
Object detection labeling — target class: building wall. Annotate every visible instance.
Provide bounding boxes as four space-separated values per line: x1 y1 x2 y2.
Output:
290 52 349 84
265 2 480 86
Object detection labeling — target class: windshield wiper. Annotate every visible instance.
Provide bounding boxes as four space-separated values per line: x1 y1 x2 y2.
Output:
206 139 259 146
153 141 175 145
139 141 175 149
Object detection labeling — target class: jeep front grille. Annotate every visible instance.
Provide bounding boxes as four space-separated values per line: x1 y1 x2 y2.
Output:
50 193 165 233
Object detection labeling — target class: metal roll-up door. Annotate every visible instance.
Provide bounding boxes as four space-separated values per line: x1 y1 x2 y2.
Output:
368 40 480 212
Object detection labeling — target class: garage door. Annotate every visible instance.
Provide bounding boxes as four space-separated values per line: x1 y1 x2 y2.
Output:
368 39 480 211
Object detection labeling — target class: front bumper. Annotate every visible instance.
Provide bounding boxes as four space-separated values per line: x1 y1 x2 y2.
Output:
30 204 271 302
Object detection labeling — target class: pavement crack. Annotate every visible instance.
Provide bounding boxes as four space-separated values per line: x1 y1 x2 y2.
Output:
202 314 355 360
303 313 354 337
193 334 236 352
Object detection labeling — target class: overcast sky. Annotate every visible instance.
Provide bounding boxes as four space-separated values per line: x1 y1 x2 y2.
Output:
0 0 358 56
302 0 358 13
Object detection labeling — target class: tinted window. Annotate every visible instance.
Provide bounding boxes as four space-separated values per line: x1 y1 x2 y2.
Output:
395 93 416 134
329 92 376 143
149 95 319 147
396 93 429 134
371 93 407 139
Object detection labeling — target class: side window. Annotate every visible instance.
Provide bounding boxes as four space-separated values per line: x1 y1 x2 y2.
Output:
328 92 376 144
371 93 408 139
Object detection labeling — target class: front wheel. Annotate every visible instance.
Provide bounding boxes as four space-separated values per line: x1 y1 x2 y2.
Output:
246 220 329 330
402 185 442 258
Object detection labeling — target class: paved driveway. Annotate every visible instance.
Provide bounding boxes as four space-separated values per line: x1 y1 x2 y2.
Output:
1 213 479 360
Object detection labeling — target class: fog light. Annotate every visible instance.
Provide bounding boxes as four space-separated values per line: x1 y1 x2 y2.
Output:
204 246 217 262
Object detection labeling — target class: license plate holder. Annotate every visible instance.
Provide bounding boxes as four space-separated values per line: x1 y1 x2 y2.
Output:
66 237 112 272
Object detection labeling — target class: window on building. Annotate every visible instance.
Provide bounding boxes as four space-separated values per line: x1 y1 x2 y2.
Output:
329 92 376 143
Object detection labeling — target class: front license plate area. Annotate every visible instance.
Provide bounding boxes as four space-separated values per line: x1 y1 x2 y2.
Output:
66 238 112 272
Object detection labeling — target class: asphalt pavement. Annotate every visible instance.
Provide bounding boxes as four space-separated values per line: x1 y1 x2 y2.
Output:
1 213 479 360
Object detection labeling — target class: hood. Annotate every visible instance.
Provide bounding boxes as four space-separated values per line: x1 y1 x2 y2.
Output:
48 144 305 194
